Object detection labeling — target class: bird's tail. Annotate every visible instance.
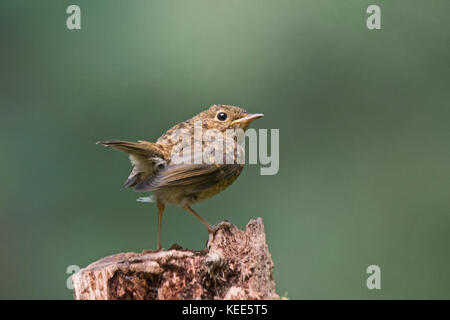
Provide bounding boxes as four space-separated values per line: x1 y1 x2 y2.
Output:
97 140 167 188
96 140 163 158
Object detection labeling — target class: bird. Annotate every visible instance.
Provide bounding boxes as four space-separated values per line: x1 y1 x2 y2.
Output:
97 104 264 250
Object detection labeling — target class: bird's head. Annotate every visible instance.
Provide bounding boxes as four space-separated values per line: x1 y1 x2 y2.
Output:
197 104 264 132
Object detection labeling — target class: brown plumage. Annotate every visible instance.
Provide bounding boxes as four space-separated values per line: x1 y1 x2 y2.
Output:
97 104 263 250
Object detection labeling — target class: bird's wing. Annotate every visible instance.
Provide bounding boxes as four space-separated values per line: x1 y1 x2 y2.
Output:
96 140 168 187
133 163 243 193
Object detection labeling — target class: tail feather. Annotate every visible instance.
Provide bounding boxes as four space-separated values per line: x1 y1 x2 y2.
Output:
97 139 167 188
96 140 164 158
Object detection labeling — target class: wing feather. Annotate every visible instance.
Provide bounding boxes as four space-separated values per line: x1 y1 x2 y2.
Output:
133 163 242 192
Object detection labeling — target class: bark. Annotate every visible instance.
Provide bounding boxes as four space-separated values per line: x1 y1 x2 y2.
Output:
72 218 279 300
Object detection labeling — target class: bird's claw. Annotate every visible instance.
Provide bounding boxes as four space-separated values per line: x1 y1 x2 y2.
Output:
210 220 233 232
206 220 233 249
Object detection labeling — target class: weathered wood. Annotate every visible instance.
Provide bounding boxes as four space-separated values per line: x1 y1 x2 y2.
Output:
72 218 279 300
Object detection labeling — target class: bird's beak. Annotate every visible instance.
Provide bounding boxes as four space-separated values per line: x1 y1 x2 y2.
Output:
230 113 264 126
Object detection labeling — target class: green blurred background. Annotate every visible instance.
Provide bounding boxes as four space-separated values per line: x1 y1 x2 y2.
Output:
1 0 449 299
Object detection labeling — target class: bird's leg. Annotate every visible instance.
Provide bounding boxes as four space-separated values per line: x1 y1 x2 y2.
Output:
183 205 214 232
182 205 232 247
156 200 165 251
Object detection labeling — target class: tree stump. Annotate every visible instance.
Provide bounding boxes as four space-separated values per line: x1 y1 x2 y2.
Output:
72 218 279 300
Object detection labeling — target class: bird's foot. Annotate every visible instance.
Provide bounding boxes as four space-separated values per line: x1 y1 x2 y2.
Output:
206 220 233 249
210 219 233 232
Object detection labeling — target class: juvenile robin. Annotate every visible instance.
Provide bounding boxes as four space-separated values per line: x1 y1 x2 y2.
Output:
97 104 263 250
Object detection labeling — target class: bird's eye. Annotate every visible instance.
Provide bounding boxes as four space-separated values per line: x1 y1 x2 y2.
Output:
217 112 228 121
